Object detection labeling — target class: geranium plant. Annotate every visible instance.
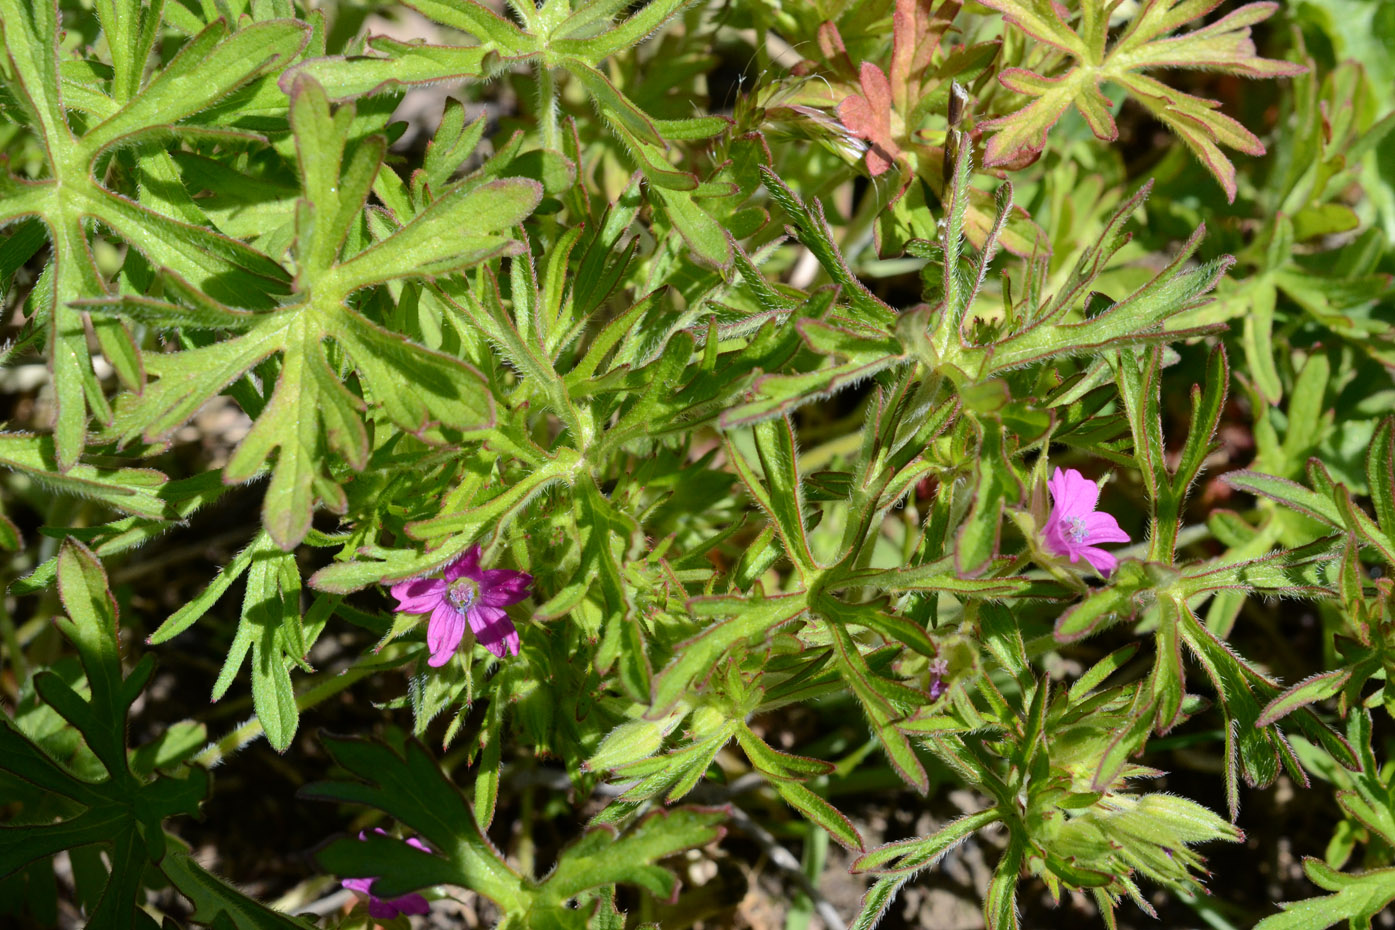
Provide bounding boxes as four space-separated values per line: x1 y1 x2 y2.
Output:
1 1 1393 929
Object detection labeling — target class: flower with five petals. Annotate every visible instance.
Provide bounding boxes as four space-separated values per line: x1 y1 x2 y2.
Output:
389 546 532 665
1041 468 1131 577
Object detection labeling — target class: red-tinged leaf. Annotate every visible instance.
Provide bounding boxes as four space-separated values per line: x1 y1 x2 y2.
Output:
1223 471 1344 527
1118 2 1305 77
878 723 929 795
889 0 957 113
773 780 865 850
1257 669 1351 726
977 0 1087 56
978 0 1301 198
735 727 835 781
981 69 1082 167
838 63 901 176
853 807 1000 874
985 836 1024 930
1055 585 1139 643
817 21 853 76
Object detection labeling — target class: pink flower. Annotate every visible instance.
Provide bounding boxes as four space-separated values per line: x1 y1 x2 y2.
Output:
1042 468 1131 577
928 657 950 700
342 829 431 919
389 546 532 665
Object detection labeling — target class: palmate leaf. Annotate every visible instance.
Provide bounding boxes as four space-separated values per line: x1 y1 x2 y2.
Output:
1255 859 1395 930
978 0 1304 200
0 0 308 469
814 1 1042 257
94 77 540 549
0 540 314 930
284 0 732 266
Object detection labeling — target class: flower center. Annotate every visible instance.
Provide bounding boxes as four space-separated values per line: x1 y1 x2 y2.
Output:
1062 515 1089 544
447 578 480 611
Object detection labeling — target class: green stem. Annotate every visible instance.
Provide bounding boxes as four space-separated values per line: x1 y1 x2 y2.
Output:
192 658 385 767
517 780 536 878
537 64 559 153
0 580 25 687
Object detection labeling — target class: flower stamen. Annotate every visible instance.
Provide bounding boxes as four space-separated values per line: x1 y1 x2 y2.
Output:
447 577 479 611
1063 515 1089 543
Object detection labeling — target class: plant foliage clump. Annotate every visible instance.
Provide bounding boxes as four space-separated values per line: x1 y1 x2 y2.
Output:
1 1 1394 929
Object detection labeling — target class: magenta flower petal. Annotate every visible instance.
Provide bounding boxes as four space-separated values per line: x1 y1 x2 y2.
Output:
341 831 434 920
478 568 534 607
1083 511 1131 544
1049 467 1099 515
1077 546 1119 576
1042 467 1130 577
1042 511 1069 554
366 894 429 920
442 545 483 582
390 577 447 613
365 897 398 920
468 604 519 658
392 893 431 917
426 601 466 667
342 877 374 896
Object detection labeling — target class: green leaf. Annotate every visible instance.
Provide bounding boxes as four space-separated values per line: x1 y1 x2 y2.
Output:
147 535 259 645
159 853 316 930
649 595 807 714
535 807 725 905
337 178 541 288
111 74 531 550
719 319 907 426
1172 345 1229 499
985 834 1025 930
1054 584 1141 643
770 779 864 851
564 59 664 148
727 419 818 576
1255 859 1395 930
82 20 309 152
553 0 697 62
1257 670 1350 726
1370 418 1395 540
404 0 531 55
1223 471 1345 527
760 167 895 329
202 532 312 744
956 419 1018 574
76 292 259 331
842 557 1040 598
0 433 172 519
649 184 732 268
989 228 1231 371
406 452 577 541
853 807 1001 874
1243 278 1283 404
289 37 490 99
335 310 496 434
246 549 302 753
